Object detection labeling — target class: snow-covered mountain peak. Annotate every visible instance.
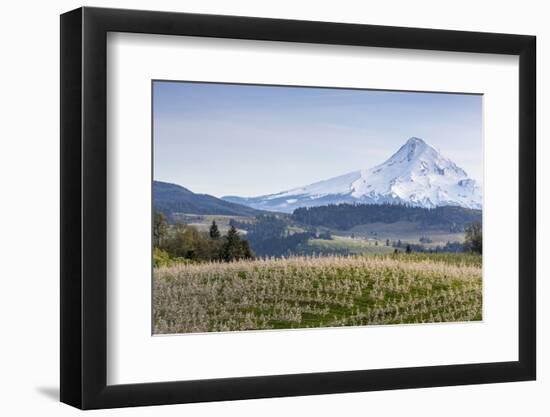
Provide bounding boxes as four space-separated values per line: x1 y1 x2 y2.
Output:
407 136 424 143
368 137 468 179
396 136 428 158
222 137 482 213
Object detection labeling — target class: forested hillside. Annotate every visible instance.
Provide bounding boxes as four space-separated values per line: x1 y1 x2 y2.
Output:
292 203 482 231
153 181 264 219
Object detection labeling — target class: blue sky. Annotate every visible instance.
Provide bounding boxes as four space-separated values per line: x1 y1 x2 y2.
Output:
153 81 483 197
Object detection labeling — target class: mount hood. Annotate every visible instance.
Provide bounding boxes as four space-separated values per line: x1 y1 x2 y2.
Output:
223 137 482 213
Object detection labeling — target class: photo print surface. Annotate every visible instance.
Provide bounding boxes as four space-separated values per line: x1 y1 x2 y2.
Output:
152 81 483 335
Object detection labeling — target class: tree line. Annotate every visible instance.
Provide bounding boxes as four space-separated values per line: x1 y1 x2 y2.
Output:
229 215 317 257
292 203 482 231
153 212 253 267
229 213 483 257
390 221 482 254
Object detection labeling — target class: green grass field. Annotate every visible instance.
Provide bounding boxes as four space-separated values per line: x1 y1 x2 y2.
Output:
307 236 395 254
153 253 482 334
329 221 466 248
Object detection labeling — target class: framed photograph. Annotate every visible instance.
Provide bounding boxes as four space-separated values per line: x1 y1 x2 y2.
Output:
60 7 536 409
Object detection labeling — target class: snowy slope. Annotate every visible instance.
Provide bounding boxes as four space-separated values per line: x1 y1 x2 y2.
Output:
223 137 482 213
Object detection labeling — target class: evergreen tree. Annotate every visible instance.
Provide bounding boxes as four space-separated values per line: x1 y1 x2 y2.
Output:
405 244 412 254
240 239 254 260
223 225 239 261
153 211 168 248
209 220 221 239
222 226 254 262
464 221 482 254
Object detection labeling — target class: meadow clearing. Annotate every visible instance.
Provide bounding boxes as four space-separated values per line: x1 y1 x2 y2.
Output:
153 253 482 334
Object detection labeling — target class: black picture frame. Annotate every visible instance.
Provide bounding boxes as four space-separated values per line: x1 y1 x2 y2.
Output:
60 6 536 410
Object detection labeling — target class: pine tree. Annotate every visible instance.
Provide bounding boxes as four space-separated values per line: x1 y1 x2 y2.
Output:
209 220 221 239
223 225 242 262
464 222 482 254
153 211 168 248
240 239 254 259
